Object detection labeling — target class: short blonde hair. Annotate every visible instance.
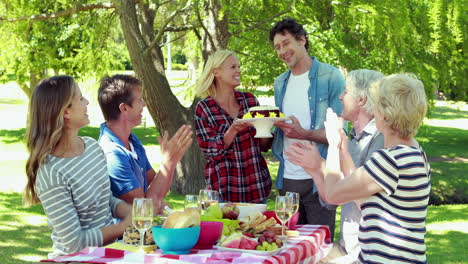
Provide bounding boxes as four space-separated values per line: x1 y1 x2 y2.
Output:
370 74 427 139
194 50 235 98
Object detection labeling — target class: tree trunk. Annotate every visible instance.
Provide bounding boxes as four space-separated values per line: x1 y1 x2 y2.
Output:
18 69 44 98
113 0 205 194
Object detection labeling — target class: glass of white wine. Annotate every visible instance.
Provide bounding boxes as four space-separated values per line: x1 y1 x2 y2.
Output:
275 196 293 240
184 194 200 210
198 189 219 214
132 198 154 248
285 192 300 229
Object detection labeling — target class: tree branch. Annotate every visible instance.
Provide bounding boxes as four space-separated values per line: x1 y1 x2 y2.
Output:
230 2 293 36
195 1 216 52
232 49 273 65
159 30 189 47
0 3 115 22
144 2 191 55
165 25 200 32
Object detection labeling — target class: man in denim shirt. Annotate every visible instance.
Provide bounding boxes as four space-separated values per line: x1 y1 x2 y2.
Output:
97 75 192 208
270 18 345 238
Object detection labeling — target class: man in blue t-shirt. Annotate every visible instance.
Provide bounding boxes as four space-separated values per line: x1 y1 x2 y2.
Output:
97 74 192 207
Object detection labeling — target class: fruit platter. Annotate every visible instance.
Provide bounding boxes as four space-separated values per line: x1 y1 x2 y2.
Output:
199 202 288 255
217 229 286 255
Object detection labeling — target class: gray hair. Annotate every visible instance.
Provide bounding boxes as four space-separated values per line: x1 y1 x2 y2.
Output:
346 69 384 113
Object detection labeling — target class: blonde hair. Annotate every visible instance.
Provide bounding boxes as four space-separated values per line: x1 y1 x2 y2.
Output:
24 76 77 205
370 73 427 139
346 69 384 113
194 50 235 98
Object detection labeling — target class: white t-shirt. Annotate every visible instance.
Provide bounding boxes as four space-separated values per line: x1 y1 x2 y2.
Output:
282 71 312 180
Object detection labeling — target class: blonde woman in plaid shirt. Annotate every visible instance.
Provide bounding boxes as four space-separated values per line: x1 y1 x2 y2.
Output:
194 50 272 203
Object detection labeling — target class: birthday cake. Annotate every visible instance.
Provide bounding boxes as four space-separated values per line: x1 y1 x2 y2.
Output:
242 106 285 119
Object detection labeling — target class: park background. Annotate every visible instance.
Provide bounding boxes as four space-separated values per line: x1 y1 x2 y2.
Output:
0 1 466 263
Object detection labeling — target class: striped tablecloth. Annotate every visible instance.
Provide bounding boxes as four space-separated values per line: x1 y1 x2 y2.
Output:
42 225 332 264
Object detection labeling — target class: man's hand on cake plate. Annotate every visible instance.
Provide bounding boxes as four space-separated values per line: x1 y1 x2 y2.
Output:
274 115 307 140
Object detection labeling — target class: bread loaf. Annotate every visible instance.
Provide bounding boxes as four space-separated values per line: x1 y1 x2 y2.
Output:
162 208 200 228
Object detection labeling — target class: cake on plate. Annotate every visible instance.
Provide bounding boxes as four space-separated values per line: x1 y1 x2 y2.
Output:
242 106 285 119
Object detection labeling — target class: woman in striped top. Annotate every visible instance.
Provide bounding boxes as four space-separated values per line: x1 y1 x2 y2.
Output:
24 76 132 258
287 74 430 263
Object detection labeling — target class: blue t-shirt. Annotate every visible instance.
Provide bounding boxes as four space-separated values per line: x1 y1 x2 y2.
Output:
98 123 152 197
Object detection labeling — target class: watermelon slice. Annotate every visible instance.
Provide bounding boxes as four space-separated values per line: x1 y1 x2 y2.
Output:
220 233 242 248
220 233 258 249
239 236 258 250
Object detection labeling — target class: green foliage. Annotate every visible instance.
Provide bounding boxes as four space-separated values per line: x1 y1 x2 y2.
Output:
0 1 130 95
172 51 187 65
227 0 465 102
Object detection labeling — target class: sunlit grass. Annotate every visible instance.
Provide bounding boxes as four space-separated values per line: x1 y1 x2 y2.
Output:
425 204 468 264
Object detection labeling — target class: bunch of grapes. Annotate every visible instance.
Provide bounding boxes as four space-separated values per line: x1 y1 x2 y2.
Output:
255 230 283 251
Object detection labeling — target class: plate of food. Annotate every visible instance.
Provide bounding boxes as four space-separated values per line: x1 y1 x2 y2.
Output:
235 106 289 138
216 230 286 255
216 244 284 255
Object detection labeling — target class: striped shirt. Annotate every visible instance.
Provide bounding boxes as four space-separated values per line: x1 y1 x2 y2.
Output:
36 137 123 258
359 145 430 264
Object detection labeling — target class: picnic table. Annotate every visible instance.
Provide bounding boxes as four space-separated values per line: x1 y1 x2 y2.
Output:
37 225 332 264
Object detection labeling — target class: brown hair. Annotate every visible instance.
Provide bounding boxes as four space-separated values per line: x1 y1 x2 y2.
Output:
98 74 142 121
24 76 77 205
269 18 309 50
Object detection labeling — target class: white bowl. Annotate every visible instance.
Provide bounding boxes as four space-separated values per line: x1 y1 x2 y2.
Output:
219 203 267 219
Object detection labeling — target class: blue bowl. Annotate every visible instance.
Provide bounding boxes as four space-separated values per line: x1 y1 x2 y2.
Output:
152 226 201 255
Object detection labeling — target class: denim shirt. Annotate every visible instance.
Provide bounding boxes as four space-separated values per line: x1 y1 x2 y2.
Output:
98 123 152 197
272 57 345 189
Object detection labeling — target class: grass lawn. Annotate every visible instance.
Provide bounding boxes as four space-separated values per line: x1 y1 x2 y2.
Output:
0 87 466 264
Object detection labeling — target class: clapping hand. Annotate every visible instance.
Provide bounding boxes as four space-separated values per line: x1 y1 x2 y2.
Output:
159 124 193 164
324 108 344 149
285 141 324 175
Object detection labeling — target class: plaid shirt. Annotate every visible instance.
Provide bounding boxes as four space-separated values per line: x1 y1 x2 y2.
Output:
195 91 272 203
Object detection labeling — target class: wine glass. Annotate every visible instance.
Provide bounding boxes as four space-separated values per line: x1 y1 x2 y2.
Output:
199 189 219 213
275 196 293 240
132 198 154 248
184 194 200 211
285 192 300 229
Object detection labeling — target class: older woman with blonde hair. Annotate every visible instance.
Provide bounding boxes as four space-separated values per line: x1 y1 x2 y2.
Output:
24 76 131 258
194 50 272 203
287 73 430 263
